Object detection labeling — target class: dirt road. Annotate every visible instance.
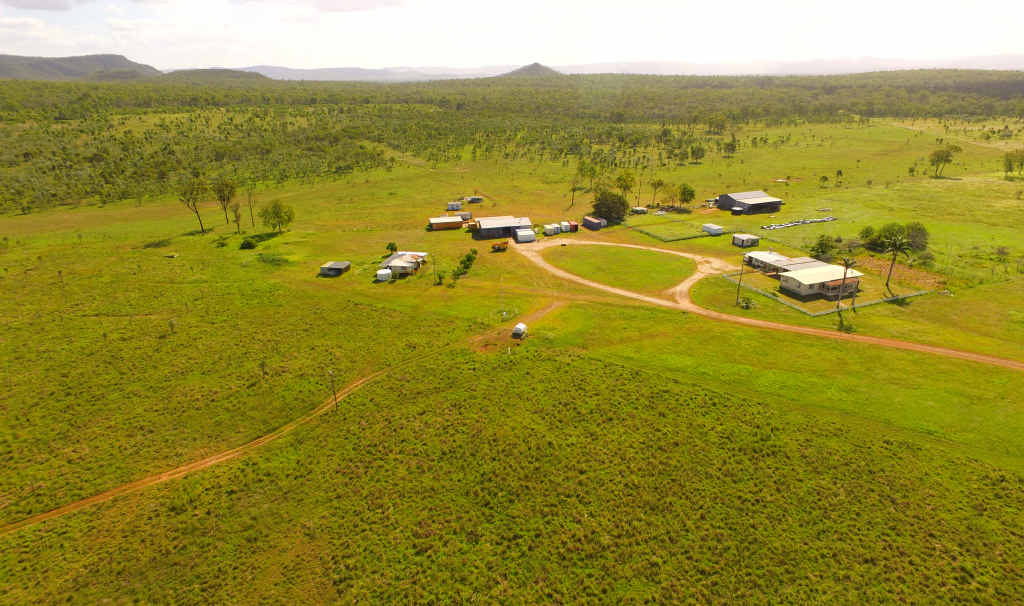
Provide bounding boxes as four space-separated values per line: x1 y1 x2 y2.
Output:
515 238 1024 372
0 303 567 537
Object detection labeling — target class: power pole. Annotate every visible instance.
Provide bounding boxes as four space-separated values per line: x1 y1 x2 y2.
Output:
735 257 746 306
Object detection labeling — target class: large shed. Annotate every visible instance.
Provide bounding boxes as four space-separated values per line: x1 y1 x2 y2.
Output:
716 191 783 214
475 216 533 239
582 216 604 230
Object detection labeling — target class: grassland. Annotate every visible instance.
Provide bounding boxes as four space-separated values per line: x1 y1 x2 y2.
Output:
1 117 1023 603
541 244 695 295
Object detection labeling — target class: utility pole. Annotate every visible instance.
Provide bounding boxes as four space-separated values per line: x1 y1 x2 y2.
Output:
328 370 337 413
735 256 746 306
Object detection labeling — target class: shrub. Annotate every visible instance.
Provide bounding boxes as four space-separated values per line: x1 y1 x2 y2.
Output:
240 238 256 250
592 189 629 224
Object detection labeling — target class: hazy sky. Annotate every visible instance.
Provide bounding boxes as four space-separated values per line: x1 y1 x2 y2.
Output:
1 0 1022 70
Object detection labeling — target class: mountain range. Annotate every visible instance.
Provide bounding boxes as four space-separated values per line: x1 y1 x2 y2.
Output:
4 54 1024 83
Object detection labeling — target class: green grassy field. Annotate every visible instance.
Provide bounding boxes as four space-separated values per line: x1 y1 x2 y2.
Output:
2 117 1023 603
541 244 696 295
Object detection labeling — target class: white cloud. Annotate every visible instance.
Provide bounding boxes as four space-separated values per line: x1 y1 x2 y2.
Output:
1 0 1023 71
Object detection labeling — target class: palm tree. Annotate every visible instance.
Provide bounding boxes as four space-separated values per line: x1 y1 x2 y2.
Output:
883 233 913 293
836 257 856 314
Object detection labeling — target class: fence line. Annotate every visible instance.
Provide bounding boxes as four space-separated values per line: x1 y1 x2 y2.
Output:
719 273 934 317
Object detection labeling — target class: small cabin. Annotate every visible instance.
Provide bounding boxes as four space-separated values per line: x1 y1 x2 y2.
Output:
732 233 760 248
319 261 351 277
702 223 724 236
429 216 464 231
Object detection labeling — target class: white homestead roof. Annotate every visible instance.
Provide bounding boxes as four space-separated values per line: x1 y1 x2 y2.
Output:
782 265 863 286
477 216 532 230
745 251 789 264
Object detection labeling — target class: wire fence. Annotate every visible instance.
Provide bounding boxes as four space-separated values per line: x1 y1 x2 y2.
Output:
719 273 934 317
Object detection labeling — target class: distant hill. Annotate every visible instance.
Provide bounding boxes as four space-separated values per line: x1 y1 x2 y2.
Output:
500 63 563 78
0 54 160 81
237 65 509 82
161 69 271 83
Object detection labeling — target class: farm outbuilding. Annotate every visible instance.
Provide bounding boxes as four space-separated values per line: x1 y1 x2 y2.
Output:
375 268 393 282
702 223 724 236
456 211 473 221
429 216 464 231
631 207 648 214
319 261 351 277
466 196 484 204
716 191 783 214
779 265 863 300
514 228 536 243
732 234 760 248
543 224 560 236
560 221 571 232
474 216 533 239
744 251 790 271
582 216 604 230
447 201 463 211
380 251 428 276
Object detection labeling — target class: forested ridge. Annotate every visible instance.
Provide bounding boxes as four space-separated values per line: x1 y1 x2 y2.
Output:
2 70 1024 213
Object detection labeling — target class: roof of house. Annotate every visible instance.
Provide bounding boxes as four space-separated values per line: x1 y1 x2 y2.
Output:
781 265 864 286
745 251 789 264
477 216 532 230
777 257 829 272
430 216 464 224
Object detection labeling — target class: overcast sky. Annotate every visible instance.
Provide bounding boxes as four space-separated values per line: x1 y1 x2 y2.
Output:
1 0 1022 70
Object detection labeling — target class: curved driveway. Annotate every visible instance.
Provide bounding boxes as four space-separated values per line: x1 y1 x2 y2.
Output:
514 238 1024 371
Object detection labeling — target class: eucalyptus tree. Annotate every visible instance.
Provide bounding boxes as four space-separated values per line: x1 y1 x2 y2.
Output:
179 176 209 234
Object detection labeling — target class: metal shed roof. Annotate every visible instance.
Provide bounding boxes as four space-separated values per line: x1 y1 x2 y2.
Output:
430 216 464 224
733 233 759 241
745 251 788 263
320 261 350 269
477 216 532 230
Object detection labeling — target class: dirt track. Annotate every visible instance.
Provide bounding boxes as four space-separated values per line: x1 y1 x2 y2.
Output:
514 238 1024 372
0 303 567 537
4 240 1021 537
